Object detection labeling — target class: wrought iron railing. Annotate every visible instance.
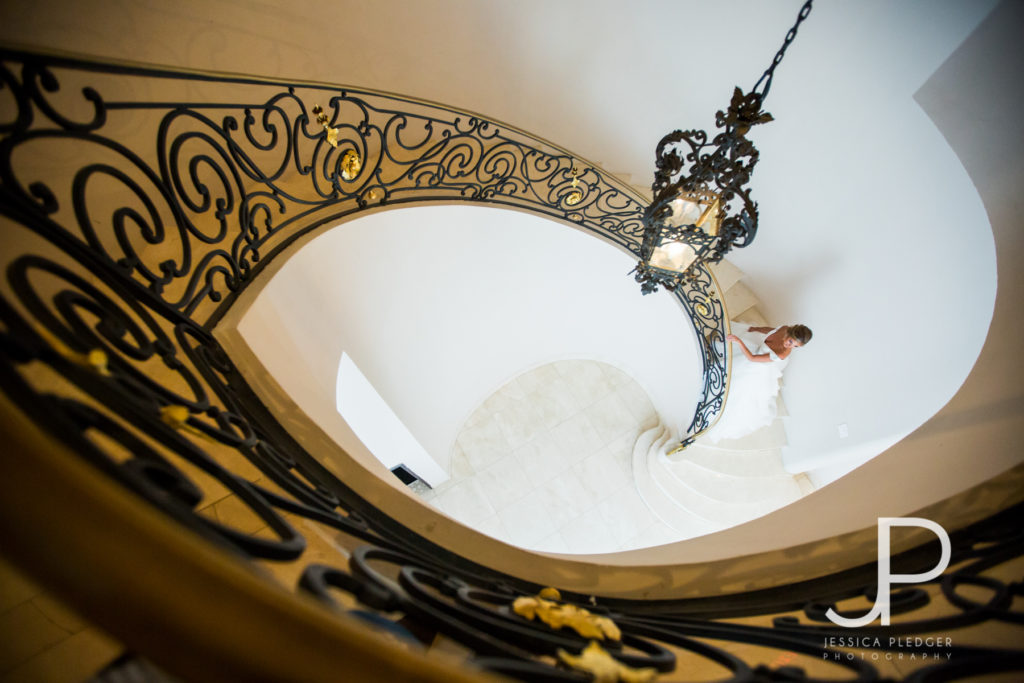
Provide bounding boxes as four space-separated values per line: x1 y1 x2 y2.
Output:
0 47 726 440
1 49 1021 682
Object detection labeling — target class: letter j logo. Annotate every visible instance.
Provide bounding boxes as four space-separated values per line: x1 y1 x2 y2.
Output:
826 517 951 627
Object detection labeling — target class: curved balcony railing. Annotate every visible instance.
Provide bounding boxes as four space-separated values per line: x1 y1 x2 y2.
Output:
1 48 1022 682
0 47 727 442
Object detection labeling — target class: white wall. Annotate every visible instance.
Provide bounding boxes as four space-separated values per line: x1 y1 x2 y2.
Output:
724 1 998 478
336 352 448 486
239 206 701 471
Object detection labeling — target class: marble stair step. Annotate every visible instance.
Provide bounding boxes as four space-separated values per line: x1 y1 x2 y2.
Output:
644 436 761 526
710 259 744 292
633 423 668 463
625 258 812 534
698 418 789 451
632 426 723 538
656 454 804 504
723 281 759 319
648 455 800 526
795 473 816 496
665 443 786 477
734 308 769 327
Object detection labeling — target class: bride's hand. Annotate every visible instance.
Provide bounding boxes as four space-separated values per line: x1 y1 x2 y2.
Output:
726 334 739 343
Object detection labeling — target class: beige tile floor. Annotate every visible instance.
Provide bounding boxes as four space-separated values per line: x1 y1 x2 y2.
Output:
410 360 683 554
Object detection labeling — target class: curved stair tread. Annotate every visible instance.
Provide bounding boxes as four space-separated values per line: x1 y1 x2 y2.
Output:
634 421 804 530
656 456 805 504
627 260 817 534
632 423 667 461
710 259 744 293
696 419 789 451
735 308 769 327
664 443 785 477
632 425 724 537
795 474 816 495
651 469 801 526
723 281 759 319
647 443 775 521
638 481 724 537
646 435 802 525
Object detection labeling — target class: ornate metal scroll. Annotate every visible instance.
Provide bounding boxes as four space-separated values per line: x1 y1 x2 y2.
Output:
0 50 656 323
676 266 729 443
301 507 1024 681
637 86 767 290
0 48 725 457
635 0 814 296
12 49 1019 683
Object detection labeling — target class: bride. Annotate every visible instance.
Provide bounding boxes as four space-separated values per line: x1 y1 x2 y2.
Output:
704 322 812 443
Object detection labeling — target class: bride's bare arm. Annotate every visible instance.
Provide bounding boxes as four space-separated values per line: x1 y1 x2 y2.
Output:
726 334 771 362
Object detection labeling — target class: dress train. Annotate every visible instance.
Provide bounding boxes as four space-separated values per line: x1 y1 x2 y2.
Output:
704 322 787 443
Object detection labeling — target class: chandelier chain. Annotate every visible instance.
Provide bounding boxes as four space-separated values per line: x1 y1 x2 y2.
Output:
752 0 814 101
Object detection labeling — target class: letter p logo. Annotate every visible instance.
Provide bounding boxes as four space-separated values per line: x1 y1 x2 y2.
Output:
826 517 951 627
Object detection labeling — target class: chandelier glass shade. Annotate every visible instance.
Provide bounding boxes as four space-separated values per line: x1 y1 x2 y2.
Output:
634 1 813 295
646 190 722 275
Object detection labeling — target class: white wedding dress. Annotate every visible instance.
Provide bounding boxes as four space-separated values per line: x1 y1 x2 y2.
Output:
704 322 787 443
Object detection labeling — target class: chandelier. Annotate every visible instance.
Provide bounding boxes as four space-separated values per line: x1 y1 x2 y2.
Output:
634 1 814 295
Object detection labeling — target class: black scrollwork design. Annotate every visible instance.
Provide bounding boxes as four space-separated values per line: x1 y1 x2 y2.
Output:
8 48 1014 683
22 62 107 132
0 49 715 562
676 266 729 441
288 508 1024 682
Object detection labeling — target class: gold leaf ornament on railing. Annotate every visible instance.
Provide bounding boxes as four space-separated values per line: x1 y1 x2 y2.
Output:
159 405 218 444
512 588 621 641
340 149 362 180
34 326 111 376
311 104 340 148
558 641 658 683
565 166 583 206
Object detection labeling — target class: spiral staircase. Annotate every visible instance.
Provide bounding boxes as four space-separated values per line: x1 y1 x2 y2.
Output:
3 12 1024 679
632 258 816 539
